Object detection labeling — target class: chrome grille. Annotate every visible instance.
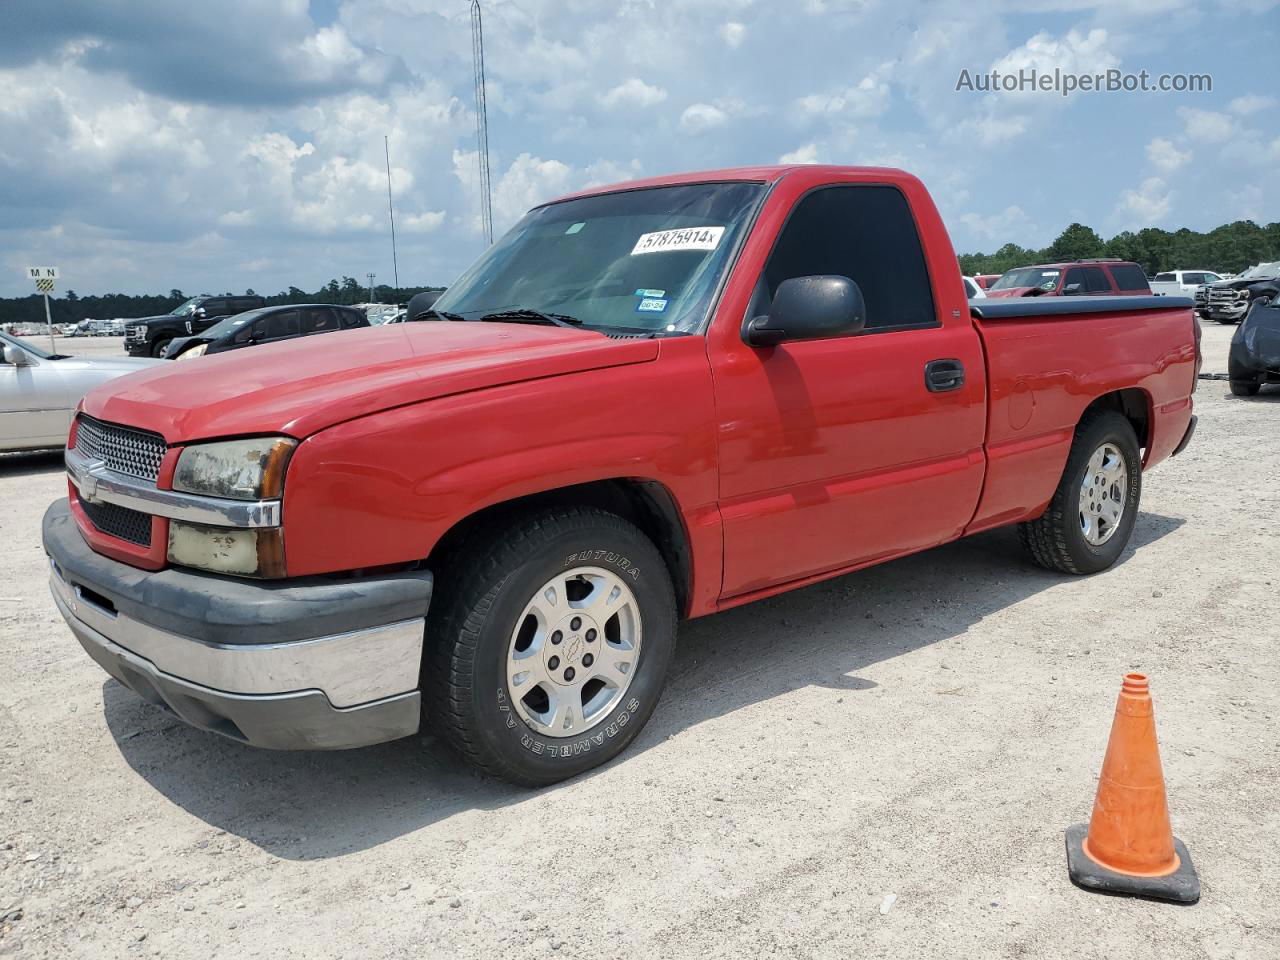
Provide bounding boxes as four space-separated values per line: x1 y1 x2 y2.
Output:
75 416 167 483
79 499 153 547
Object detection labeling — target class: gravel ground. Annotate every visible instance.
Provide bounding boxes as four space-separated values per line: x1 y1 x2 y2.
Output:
1 325 1277 959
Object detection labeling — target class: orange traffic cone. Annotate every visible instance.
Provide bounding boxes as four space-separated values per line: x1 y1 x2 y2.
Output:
1065 673 1200 903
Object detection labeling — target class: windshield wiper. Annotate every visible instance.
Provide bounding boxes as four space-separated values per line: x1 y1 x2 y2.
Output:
413 308 466 322
478 308 582 329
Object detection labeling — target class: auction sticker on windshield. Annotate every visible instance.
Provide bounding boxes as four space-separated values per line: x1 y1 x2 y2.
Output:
631 226 725 256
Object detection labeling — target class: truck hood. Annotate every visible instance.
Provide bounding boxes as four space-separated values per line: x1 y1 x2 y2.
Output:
81 322 660 443
1210 276 1278 291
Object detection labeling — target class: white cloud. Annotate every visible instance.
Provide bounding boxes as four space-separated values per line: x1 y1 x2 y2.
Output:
1146 137 1190 173
491 153 573 230
598 78 668 109
1179 107 1235 140
957 205 1033 242
719 22 746 48
1228 94 1275 115
989 29 1119 100
680 102 729 133
796 68 891 119
401 210 446 233
779 143 822 164
1116 177 1172 225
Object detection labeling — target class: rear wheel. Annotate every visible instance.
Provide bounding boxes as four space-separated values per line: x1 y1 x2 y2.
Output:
426 507 677 786
1019 411 1142 575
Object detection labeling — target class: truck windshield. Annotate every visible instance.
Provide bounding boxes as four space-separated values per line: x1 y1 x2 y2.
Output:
168 297 203 316
432 181 766 335
991 267 1062 291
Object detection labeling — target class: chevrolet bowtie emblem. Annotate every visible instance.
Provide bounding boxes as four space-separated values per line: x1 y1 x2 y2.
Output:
78 459 108 503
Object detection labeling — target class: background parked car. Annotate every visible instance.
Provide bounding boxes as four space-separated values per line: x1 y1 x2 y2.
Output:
963 276 987 299
1150 270 1223 297
124 294 266 358
1194 261 1280 324
1228 297 1280 396
972 273 1002 290
1 330 160 452
165 304 370 360
986 260 1151 298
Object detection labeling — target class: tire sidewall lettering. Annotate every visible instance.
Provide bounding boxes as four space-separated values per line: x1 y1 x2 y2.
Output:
511 695 643 758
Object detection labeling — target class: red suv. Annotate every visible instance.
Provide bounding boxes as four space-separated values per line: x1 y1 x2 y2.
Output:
986 260 1151 298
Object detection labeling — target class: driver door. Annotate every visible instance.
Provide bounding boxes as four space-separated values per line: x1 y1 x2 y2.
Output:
710 183 987 598
0 345 73 448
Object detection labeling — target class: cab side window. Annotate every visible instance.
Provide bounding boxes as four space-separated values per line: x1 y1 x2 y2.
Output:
762 185 936 331
1111 264 1150 291
301 307 339 334
1062 268 1086 293
263 310 300 339
1083 266 1111 293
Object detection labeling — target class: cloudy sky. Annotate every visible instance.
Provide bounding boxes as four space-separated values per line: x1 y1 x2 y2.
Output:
1 0 1276 297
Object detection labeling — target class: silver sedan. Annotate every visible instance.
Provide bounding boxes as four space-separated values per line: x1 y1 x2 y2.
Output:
0 331 162 453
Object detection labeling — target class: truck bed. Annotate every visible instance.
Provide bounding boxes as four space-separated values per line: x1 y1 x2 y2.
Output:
966 296 1198 533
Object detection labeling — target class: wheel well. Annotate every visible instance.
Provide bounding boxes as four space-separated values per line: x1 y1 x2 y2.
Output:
1082 389 1150 452
425 479 693 616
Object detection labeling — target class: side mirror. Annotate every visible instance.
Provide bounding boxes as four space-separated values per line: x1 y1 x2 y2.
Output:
3 344 29 366
1062 283 1083 296
745 275 866 347
193 307 206 318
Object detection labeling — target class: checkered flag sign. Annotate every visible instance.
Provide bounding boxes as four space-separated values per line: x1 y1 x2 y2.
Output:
36 277 55 293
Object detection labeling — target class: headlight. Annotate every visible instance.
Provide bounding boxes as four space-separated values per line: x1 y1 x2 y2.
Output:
172 437 296 500
168 522 286 578
174 343 208 360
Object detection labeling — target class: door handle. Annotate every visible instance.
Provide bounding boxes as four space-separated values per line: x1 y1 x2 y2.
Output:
925 358 965 392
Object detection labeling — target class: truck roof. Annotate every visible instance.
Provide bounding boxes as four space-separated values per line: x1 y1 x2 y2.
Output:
541 165 913 207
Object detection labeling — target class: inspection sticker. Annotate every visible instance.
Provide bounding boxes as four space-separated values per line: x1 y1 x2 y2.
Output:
636 297 669 313
631 226 724 256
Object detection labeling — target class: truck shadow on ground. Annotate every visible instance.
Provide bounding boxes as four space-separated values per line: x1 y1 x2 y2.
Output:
0 449 64 477
104 512 1184 861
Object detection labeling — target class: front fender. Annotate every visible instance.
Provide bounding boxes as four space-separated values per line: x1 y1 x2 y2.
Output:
281 337 721 592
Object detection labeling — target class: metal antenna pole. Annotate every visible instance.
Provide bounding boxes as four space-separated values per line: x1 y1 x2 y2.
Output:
470 0 494 245
367 272 376 303
384 135 400 291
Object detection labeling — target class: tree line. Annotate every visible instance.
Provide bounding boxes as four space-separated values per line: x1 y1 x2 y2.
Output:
0 277 445 327
959 219 1280 277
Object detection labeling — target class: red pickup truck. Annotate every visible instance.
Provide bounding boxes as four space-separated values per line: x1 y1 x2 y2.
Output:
44 165 1199 786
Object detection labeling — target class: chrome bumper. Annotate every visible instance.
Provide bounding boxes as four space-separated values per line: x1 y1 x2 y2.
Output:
50 568 423 709
44 499 432 750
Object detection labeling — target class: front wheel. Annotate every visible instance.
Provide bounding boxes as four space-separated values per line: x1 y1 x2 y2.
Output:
1229 378 1261 397
150 336 174 358
1018 411 1142 575
426 507 677 786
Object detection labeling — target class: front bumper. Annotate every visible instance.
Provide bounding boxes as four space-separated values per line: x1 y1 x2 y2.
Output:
43 499 433 750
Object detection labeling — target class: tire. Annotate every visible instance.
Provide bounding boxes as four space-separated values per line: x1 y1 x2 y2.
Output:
1018 411 1142 575
1229 378 1261 397
150 337 173 358
426 506 677 786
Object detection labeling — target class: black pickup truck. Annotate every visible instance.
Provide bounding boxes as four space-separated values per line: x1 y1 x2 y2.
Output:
124 294 265 357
